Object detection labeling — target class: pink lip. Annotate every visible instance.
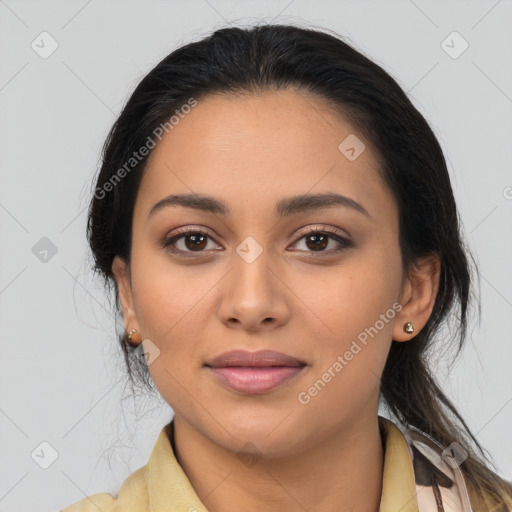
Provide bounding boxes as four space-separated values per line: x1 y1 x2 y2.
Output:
207 366 306 394
205 349 306 368
204 350 307 394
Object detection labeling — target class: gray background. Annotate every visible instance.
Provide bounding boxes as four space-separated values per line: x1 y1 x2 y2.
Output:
0 1 511 510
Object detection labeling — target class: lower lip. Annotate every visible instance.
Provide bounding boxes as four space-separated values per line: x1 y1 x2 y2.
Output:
207 366 306 394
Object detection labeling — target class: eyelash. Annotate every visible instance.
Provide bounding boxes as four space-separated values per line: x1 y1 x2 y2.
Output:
161 226 353 258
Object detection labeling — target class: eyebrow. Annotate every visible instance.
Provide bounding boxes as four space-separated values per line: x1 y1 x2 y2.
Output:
148 192 372 219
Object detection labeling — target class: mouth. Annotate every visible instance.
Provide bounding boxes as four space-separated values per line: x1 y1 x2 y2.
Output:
204 350 307 394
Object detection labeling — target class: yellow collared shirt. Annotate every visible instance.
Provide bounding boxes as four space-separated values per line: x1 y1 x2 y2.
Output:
60 416 505 512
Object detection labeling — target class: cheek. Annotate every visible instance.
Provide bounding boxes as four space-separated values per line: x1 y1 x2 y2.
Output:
129 255 212 412
298 244 401 345
294 287 394 425
295 247 400 398
130 241 202 329
128 247 218 383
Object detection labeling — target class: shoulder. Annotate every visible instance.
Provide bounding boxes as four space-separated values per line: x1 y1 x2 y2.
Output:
60 466 148 512
384 416 512 512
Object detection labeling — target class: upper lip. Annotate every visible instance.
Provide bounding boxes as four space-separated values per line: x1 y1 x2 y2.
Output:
205 350 306 368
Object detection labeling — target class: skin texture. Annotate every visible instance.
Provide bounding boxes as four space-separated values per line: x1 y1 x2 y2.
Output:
112 88 440 512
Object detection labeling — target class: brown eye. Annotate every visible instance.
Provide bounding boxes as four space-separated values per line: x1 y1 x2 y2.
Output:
162 226 353 258
162 229 221 256
291 228 353 255
304 232 329 251
182 233 208 251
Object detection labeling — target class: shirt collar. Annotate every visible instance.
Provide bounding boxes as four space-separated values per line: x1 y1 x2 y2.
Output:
145 416 419 512
378 416 420 512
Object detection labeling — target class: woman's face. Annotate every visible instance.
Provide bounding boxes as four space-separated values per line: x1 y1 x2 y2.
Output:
113 88 420 456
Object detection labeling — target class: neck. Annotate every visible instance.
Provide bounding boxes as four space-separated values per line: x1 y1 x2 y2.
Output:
172 411 385 512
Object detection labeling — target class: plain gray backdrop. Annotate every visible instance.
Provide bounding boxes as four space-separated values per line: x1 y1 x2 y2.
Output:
0 1 511 511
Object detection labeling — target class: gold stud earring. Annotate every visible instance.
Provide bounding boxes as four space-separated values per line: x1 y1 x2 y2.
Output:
403 321 414 334
126 328 142 344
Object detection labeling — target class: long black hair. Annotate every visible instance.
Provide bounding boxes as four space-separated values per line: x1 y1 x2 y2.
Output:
87 23 512 507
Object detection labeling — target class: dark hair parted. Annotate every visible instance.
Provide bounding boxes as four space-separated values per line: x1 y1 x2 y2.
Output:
86 23 512 508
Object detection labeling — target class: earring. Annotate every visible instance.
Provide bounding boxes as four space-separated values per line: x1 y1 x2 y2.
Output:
126 328 142 344
403 321 414 334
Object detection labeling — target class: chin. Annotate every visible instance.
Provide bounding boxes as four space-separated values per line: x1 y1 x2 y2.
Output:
218 412 304 453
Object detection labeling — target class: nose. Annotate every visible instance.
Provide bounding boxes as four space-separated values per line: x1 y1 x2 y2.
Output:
216 245 291 332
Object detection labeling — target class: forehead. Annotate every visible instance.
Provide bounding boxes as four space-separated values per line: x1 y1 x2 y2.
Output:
136 89 394 223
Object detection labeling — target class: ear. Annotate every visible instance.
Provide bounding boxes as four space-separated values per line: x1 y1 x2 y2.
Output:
112 255 142 346
392 253 441 342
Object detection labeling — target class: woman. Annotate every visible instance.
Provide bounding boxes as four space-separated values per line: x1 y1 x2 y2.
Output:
61 23 512 512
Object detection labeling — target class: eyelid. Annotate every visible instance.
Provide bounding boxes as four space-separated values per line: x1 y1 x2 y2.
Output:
165 225 218 240
292 224 350 241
